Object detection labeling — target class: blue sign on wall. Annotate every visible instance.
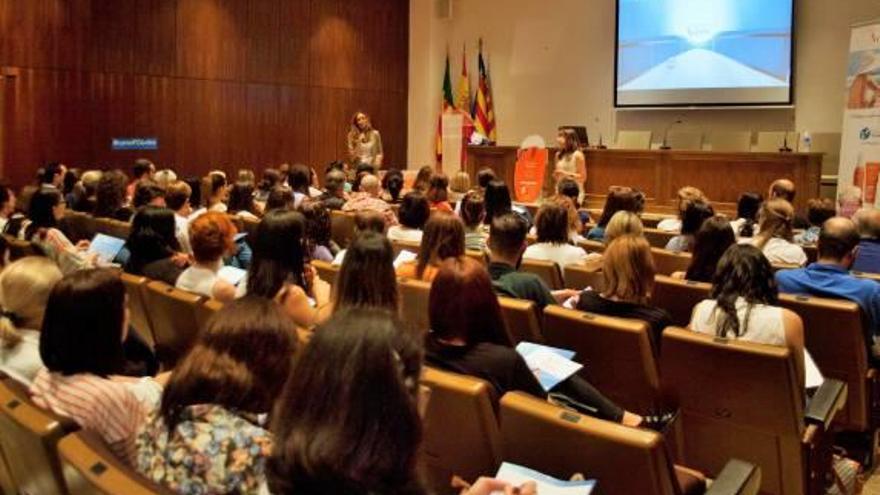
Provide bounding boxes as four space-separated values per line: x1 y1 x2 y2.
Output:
112 137 158 150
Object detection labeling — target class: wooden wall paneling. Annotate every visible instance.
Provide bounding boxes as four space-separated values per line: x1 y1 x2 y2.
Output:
308 86 352 168
176 0 249 81
273 84 311 166
89 0 177 76
586 152 660 199
175 78 248 175
0 0 91 70
666 155 795 206
308 0 359 90
246 0 311 85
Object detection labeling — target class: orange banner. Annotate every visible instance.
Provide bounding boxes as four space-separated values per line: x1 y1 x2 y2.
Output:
514 147 547 203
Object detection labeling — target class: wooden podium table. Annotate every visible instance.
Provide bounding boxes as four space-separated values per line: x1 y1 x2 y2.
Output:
465 146 823 212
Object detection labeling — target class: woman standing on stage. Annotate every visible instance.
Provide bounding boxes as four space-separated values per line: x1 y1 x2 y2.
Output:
347 111 384 167
554 128 586 193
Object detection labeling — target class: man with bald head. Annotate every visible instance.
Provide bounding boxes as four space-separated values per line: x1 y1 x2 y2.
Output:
853 209 880 273
777 217 880 352
769 178 810 228
341 173 398 226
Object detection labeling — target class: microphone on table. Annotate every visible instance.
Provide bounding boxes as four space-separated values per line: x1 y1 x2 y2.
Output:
660 119 683 150
779 134 793 153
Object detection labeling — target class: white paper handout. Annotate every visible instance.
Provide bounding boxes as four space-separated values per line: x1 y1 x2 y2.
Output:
393 250 418 269
493 462 596 495
804 349 823 389
217 266 247 286
516 342 582 391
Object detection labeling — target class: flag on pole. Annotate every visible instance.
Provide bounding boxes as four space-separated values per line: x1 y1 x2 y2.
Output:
455 44 471 112
436 52 455 161
473 39 497 143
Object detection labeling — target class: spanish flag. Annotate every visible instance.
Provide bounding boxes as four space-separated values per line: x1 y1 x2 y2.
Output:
473 39 497 143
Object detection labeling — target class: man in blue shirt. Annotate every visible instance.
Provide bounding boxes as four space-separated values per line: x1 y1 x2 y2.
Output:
776 217 880 353
852 209 880 274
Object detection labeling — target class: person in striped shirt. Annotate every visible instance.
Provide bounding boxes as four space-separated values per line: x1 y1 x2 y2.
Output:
30 268 161 465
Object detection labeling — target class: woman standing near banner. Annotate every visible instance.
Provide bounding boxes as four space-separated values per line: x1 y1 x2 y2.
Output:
347 112 384 167
554 128 587 194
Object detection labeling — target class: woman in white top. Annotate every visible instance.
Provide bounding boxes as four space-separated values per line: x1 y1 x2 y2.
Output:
553 129 586 192
347 112 384 166
0 185 15 233
176 212 238 302
689 244 805 387
740 198 807 266
460 191 488 251
25 188 96 274
387 192 429 243
0 257 62 385
523 202 586 273
656 186 707 233
201 172 229 213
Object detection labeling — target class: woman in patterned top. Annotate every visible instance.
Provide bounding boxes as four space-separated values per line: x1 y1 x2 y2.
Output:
136 296 296 495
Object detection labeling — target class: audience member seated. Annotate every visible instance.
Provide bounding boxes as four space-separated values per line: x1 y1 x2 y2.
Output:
25 188 96 274
730 191 762 238
132 181 166 210
575 235 672 350
484 180 532 228
795 198 835 246
0 184 16 232
777 217 880 353
334 232 398 313
62 168 81 208
742 198 807 266
853 208 880 274
556 177 590 228
201 171 229 213
665 200 714 253
136 297 295 494
153 169 178 189
255 168 282 204
126 159 155 201
332 210 387 265
0 257 62 385
475 167 497 193
426 173 454 213
287 164 312 209
176 212 238 302
342 174 397 226
387 191 430 243
165 181 193 255
228 181 261 220
241 209 331 328
768 178 809 229
586 186 642 242
31 269 162 464
299 200 336 262
690 244 805 387
673 215 735 282
449 171 471 205
381 168 405 204
656 186 706 233
71 170 101 213
123 206 189 285
412 165 434 192
487 213 577 310
605 210 643 243
461 191 488 251
265 186 295 213
95 170 135 221
267 308 527 495
426 257 643 426
396 213 466 282
40 161 67 191
523 202 587 272
318 169 348 211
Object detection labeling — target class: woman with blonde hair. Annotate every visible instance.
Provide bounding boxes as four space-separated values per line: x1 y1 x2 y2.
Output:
347 111 384 166
743 198 807 266
0 257 62 385
576 235 672 351
449 171 471 204
657 186 706 233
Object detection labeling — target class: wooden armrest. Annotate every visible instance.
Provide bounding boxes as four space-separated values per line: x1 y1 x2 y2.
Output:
804 379 847 430
705 459 761 495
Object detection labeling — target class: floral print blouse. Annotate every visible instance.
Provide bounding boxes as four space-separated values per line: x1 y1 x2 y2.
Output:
136 404 272 495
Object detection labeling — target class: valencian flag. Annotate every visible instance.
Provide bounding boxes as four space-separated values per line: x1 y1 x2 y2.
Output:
435 52 455 161
456 44 471 112
472 39 497 143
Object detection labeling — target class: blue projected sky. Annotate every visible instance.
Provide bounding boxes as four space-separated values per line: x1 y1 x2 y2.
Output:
618 0 793 43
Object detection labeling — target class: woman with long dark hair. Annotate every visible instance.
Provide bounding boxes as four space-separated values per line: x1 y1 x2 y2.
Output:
396 213 465 282
347 111 384 166
689 244 805 386
243 209 331 328
674 215 735 282
382 168 405 203
425 173 453 213
298 200 336 262
664 200 714 253
586 186 642 242
731 192 762 238
334 232 398 313
26 188 95 273
136 297 295 494
124 206 188 285
228 181 261 220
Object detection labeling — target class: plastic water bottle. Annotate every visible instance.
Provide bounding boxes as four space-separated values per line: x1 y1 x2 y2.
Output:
802 132 812 152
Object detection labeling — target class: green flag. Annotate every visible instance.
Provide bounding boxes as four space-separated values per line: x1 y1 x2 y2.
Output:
442 53 454 109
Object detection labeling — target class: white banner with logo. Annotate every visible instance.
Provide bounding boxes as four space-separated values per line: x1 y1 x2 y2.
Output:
839 19 880 216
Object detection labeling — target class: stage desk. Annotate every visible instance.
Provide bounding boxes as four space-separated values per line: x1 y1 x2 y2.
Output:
465 146 823 212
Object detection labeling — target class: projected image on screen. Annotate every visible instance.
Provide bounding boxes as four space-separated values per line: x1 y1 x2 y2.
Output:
616 0 794 107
